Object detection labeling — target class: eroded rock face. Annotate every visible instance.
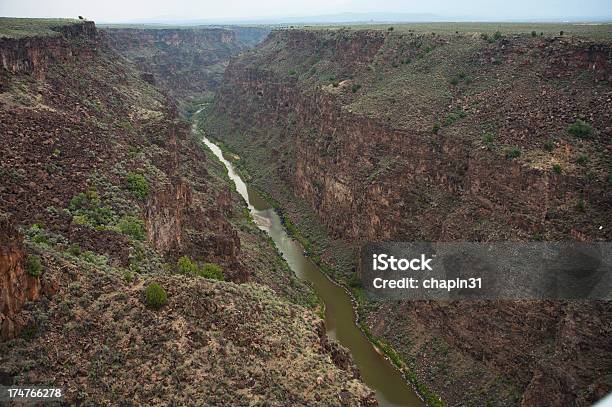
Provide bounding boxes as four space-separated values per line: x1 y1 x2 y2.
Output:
0 215 40 341
0 21 96 80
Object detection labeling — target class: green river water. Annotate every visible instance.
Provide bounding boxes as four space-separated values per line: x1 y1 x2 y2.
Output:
203 137 424 407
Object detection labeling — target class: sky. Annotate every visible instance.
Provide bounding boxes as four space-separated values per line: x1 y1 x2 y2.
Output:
1 0 610 23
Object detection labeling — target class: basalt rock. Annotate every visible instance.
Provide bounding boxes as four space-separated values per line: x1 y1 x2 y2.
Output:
0 214 40 341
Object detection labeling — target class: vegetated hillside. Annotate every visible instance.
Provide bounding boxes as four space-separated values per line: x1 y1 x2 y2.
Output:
103 26 270 109
203 27 612 406
0 20 376 406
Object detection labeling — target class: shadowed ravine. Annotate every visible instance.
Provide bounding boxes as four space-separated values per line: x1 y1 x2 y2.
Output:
202 136 424 407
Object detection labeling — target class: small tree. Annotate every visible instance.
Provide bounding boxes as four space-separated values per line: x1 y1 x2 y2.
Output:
145 283 167 310
198 263 224 281
25 255 43 277
125 172 149 199
177 255 199 275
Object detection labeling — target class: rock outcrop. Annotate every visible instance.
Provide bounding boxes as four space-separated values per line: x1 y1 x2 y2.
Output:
0 214 46 341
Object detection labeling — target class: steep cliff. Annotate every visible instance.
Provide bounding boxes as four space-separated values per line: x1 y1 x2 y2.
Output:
204 28 612 406
0 19 374 405
103 26 269 106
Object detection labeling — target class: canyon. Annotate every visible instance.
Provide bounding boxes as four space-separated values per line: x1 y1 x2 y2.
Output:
0 19 376 406
203 27 612 405
1 17 610 406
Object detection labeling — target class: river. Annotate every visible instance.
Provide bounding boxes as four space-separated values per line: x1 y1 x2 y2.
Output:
202 136 424 407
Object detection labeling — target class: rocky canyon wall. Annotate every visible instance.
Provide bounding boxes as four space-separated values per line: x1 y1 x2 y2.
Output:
103 26 270 105
205 28 612 405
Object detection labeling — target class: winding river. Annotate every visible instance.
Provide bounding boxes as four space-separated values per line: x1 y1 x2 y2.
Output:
203 137 423 407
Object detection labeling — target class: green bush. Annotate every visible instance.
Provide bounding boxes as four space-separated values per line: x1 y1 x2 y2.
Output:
432 123 440 134
67 243 81 256
567 120 593 138
145 283 167 310
25 255 43 277
483 133 494 144
125 172 149 199
118 216 145 241
576 154 589 165
531 31 537 37
81 251 108 267
177 256 224 280
33 234 49 245
387 26 394 31
198 263 224 281
351 84 361 93
552 164 562 174
543 139 555 152
288 69 297 76
69 189 115 227
177 255 199 275
506 147 521 159
449 77 459 85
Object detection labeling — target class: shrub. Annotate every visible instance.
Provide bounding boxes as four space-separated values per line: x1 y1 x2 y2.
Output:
492 31 503 40
560 30 564 36
388 26 394 31
531 31 537 37
506 147 521 159
351 84 361 93
33 234 49 245
576 154 589 165
288 69 297 76
125 172 149 199
25 255 43 277
177 255 199 275
69 191 92 211
449 77 459 85
118 216 145 240
576 199 585 212
69 189 115 227
67 243 81 256
81 251 108 266
567 120 593 138
198 263 224 280
552 164 562 174
543 139 555 151
432 123 440 134
145 283 167 310
483 133 494 144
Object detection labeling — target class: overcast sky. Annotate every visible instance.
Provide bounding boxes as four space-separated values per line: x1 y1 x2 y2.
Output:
1 0 610 23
